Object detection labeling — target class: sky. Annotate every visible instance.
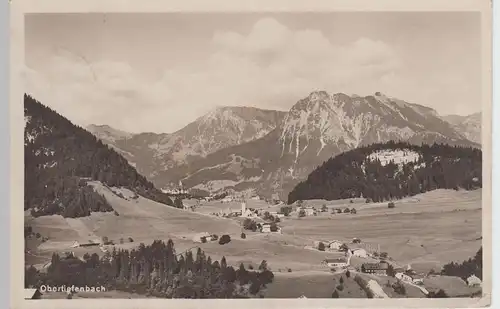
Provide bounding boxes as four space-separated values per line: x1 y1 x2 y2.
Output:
24 12 482 133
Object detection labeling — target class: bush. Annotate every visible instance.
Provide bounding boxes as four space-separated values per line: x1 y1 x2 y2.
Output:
211 234 219 241
365 198 372 203
298 209 306 218
350 200 354 204
248 264 254 270
35 232 41 239
380 252 388 259
388 202 395 208
280 206 292 216
346 270 351 278
343 208 350 213
427 289 448 298
321 204 328 212
350 208 357 214
128 237 134 242
287 268 292 272
240 233 246 239
219 234 231 245
114 210 119 216
339 276 344 284
392 280 406 295
332 290 340 298
259 260 268 271
201 236 207 243
318 242 326 251
243 218 257 231
336 284 344 291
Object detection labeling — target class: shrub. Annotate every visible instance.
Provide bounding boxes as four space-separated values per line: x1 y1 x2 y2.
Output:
388 202 395 208
380 252 388 259
332 290 339 298
427 289 448 298
343 208 350 213
248 265 254 270
392 280 406 295
35 232 41 239
287 268 292 272
201 236 207 243
346 270 351 278
386 264 396 277
240 233 246 239
211 234 219 241
219 234 231 245
318 242 326 251
243 218 257 231
350 200 354 204
365 198 372 203
280 206 292 216
321 204 328 212
350 208 357 214
298 209 306 218
259 260 268 271
336 284 344 291
128 237 134 242
114 210 119 216
339 276 344 284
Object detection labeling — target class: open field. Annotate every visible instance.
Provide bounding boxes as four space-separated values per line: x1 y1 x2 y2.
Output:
279 189 482 273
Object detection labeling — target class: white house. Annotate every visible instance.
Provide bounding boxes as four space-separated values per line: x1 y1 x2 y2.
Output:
323 257 349 269
467 274 482 287
395 272 413 282
193 232 211 243
221 197 233 203
261 224 271 233
328 240 343 251
351 248 368 258
304 207 316 216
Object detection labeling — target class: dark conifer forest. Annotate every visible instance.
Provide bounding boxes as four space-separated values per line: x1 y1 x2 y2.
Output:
24 94 174 218
288 141 482 204
25 239 274 298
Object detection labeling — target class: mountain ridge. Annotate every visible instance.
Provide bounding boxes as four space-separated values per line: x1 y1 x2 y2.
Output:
148 91 479 198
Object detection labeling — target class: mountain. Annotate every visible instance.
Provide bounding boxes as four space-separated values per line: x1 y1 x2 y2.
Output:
151 91 479 198
287 141 482 204
24 94 174 218
443 112 481 144
87 106 286 181
86 124 132 143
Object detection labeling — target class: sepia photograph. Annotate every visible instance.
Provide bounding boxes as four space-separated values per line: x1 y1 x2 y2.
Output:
11 0 492 308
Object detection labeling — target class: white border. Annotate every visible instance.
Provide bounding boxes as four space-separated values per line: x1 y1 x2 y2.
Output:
10 0 493 308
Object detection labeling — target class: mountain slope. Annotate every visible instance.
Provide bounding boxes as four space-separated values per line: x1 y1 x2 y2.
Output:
443 112 481 144
87 106 286 181
152 91 479 198
287 141 482 204
24 94 174 218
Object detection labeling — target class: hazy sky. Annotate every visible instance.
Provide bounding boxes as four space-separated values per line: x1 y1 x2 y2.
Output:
25 12 482 133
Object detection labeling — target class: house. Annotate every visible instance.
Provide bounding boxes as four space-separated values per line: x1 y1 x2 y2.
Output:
467 274 482 287
351 248 368 258
71 240 100 248
327 240 343 251
24 288 42 300
361 261 389 275
395 271 424 284
304 207 316 216
250 196 260 200
261 224 271 233
323 257 349 269
193 232 211 243
395 272 413 282
221 197 233 203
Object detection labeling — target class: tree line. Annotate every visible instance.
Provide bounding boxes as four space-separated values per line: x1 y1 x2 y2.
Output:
24 94 175 218
441 247 482 281
25 239 274 298
288 141 481 204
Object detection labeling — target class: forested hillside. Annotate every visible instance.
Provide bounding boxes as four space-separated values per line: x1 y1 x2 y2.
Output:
24 94 173 218
25 239 274 298
288 141 482 204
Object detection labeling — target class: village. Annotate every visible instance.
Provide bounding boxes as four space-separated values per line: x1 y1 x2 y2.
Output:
25 182 483 299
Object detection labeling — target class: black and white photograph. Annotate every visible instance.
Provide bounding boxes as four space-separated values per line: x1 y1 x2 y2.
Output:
13 0 492 307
